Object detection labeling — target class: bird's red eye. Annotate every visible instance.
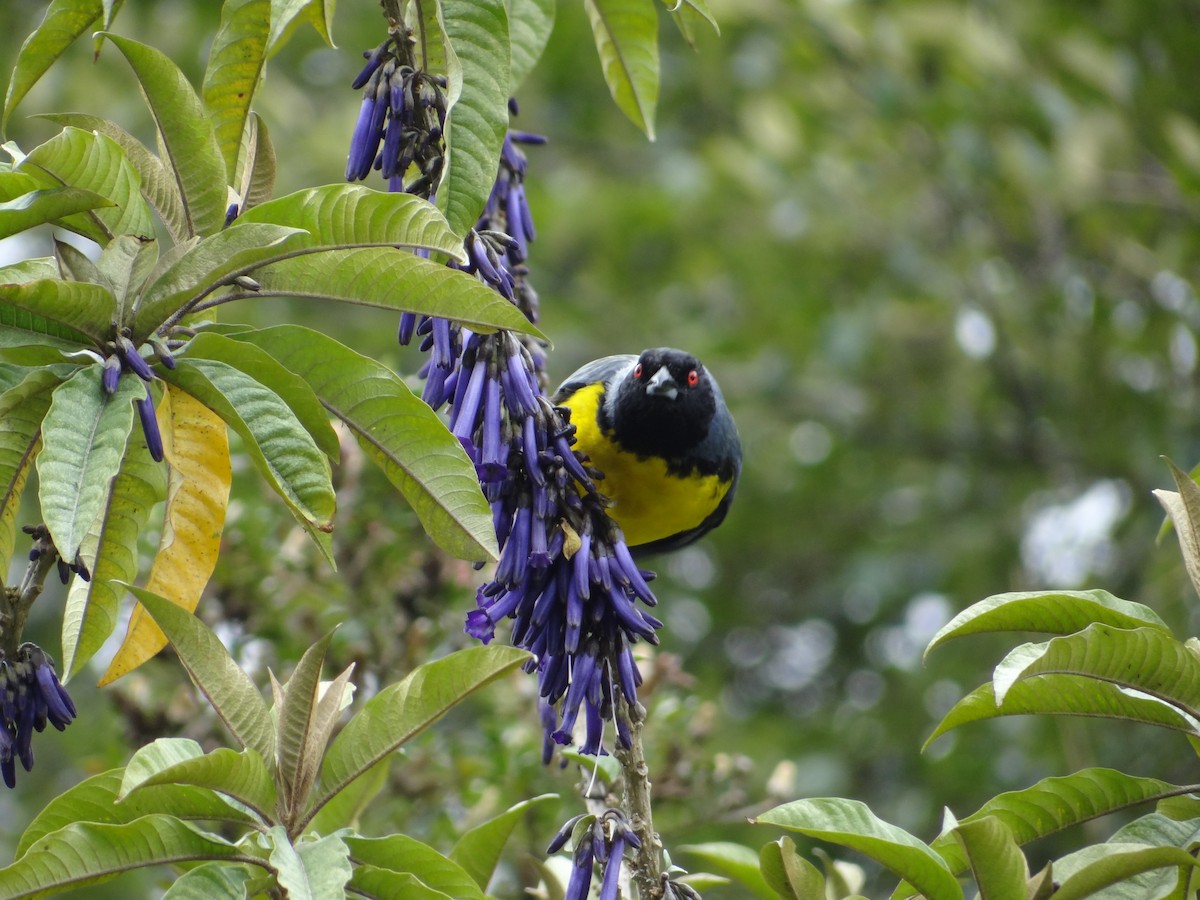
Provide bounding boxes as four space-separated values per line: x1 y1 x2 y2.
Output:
687 369 699 387
633 363 644 379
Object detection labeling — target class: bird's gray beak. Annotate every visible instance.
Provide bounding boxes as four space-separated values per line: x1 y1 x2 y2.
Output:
645 367 679 400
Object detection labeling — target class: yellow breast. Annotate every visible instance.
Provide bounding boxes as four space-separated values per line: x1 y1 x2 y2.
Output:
562 383 731 547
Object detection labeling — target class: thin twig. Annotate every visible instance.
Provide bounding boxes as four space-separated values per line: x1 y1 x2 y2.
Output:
615 697 665 899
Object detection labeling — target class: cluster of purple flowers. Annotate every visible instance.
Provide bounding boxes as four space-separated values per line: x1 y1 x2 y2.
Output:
547 809 642 900
0 644 76 788
103 333 168 463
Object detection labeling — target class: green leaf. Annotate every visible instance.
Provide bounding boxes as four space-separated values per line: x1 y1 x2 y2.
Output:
3 0 103 133
759 837 825 900
269 829 353 900
36 112 188 242
222 325 496 561
1157 458 1200 602
176 332 338 461
61 420 166 678
97 233 157 315
252 246 544 338
132 222 307 340
103 33 228 238
18 127 154 245
925 589 1170 660
753 798 963 900
438 0 511 237
0 815 263 896
36 367 141 565
677 842 776 900
239 113 276 211
124 746 277 822
161 862 254 900
160 357 336 559
17 768 255 858
993 624 1200 715
0 187 115 240
0 278 116 345
0 257 60 285
120 737 206 791
345 835 484 900
924 674 1200 750
268 0 333 53
664 0 719 48
348 866 453 900
275 631 335 818
449 794 558 890
306 758 390 835
308 646 530 828
951 816 1028 900
925 768 1187 878
1050 844 1200 900
583 0 660 140
236 184 467 260
508 0 556 89
0 367 63 582
203 0 271 179
122 583 275 762
54 237 103 283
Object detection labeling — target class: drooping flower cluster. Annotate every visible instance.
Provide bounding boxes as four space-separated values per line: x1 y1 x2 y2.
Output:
0 644 76 788
346 38 663 760
547 809 642 900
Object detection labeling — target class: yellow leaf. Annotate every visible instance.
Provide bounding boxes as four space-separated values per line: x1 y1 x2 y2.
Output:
100 385 231 685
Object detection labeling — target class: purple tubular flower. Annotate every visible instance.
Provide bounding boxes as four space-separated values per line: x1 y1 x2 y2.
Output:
479 377 507 482
137 383 164 463
547 814 586 855
102 354 121 394
565 836 595 900
598 835 625 900
397 312 418 345
351 39 392 90
119 338 155 382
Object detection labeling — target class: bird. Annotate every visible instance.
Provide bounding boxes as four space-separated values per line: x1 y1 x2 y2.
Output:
552 347 742 555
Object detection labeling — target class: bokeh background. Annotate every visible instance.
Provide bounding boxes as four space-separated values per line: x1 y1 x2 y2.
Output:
2 0 1199 895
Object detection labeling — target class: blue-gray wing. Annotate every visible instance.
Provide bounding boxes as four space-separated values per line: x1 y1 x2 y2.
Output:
551 354 638 405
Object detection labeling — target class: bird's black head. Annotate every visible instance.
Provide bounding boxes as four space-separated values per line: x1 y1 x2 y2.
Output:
609 347 718 459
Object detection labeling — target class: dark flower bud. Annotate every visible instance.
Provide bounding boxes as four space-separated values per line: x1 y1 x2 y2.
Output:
351 38 392 90
149 337 177 370
546 814 588 855
118 336 155 382
223 203 239 228
102 354 121 394
137 383 164 463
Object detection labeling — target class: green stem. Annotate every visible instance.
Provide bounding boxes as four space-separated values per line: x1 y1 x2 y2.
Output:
615 697 666 900
2 527 59 659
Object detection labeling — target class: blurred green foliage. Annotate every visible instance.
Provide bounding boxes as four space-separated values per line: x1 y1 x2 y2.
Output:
2 0 1199 894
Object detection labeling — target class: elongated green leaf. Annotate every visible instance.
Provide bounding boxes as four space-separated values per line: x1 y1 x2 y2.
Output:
1157 458 1200 602
236 184 467 260
17 768 255 859
0 278 116 345
309 646 529 827
252 246 544 337
37 113 188 241
120 737 206 792
508 0 556 89
275 631 334 817
103 33 228 238
307 758 390 835
127 747 276 821
203 0 271 178
0 188 114 240
160 357 335 558
759 837 825 900
19 127 155 244
54 237 102 284
753 798 963 900
665 0 719 48
161 862 254 900
122 584 274 762
1050 844 1200 900
349 866 453 900
0 363 29 394
678 842 776 900
925 674 1200 750
450 794 557 890
0 257 60 285
0 368 64 581
36 367 141 564
993 624 1200 715
951 816 1027 900
0 815 262 896
584 0 660 140
179 332 338 460
223 325 496 561
345 835 484 900
439 0 511 236
97 233 157 314
61 421 166 678
268 0 333 52
3 0 103 133
240 113 276 211
270 829 353 900
924 769 1187 878
925 589 1170 660
132 222 306 340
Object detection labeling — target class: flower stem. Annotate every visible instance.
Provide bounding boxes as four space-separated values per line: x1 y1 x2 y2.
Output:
615 696 665 899
2 526 58 659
